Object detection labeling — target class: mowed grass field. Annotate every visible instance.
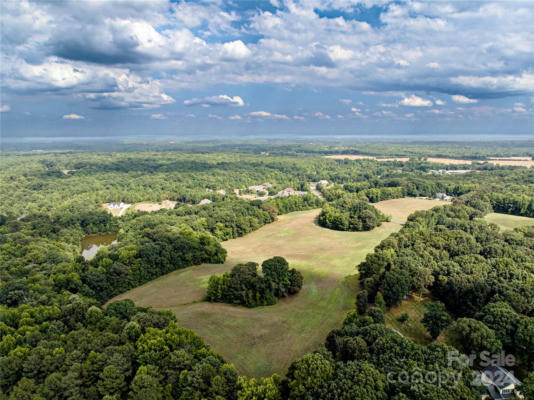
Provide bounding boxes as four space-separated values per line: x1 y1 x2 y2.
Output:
111 198 446 377
484 212 534 230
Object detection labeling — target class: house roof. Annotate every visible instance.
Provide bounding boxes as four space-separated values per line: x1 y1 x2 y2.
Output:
482 365 521 389
486 384 515 400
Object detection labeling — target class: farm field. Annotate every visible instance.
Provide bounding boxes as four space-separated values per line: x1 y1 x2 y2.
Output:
324 154 410 162
111 198 446 377
324 155 534 167
484 212 534 230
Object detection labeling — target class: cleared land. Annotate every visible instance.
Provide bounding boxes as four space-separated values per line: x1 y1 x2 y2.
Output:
385 296 432 345
324 155 534 168
324 155 410 162
133 200 177 212
101 202 131 217
487 157 534 167
374 198 447 224
111 198 446 377
484 212 534 230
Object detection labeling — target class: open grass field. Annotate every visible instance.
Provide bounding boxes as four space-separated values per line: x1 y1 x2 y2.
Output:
374 198 447 224
484 212 534 230
111 198 446 377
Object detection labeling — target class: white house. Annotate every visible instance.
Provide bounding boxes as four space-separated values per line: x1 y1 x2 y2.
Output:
480 365 522 400
277 188 308 197
198 199 212 205
108 202 125 210
435 192 452 201
248 182 272 192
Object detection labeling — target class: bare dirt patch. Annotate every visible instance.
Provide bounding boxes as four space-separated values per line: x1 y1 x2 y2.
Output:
325 155 534 168
486 158 534 167
427 157 534 168
133 200 177 212
425 157 472 165
324 155 410 162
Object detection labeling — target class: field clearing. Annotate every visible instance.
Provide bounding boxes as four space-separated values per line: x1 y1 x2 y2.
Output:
484 213 534 230
487 158 534 167
324 155 410 162
133 200 177 212
111 198 446 377
427 157 534 167
324 155 534 167
385 296 432 345
374 198 446 224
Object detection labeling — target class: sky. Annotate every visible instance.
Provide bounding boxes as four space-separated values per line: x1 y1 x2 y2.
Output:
0 0 533 138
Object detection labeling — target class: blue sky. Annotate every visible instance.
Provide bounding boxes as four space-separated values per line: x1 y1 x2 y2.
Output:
1 0 533 137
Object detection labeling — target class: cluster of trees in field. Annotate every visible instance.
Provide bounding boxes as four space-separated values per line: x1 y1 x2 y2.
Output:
206 257 303 307
357 203 534 371
318 196 389 231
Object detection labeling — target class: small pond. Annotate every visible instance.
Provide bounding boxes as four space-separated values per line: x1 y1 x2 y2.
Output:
81 232 118 260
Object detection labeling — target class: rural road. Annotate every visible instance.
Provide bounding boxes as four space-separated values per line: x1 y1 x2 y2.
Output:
309 183 324 200
118 204 131 216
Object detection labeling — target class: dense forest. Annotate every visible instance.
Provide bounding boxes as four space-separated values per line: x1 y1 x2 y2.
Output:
357 203 534 371
1 143 534 399
206 257 303 307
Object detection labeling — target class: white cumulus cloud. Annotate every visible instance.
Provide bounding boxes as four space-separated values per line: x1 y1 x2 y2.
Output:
221 40 251 60
0 105 11 112
452 95 478 104
62 113 84 119
513 103 526 112
184 94 244 107
400 95 432 107
249 111 289 119
314 112 331 119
